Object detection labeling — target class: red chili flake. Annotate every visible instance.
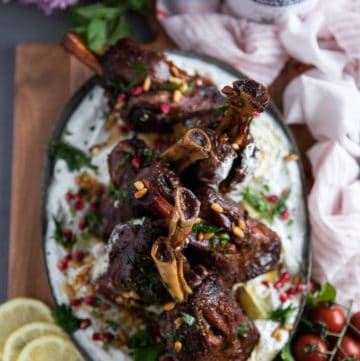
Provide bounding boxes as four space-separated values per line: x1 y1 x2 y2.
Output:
262 280 270 288
267 195 278 203
92 333 102 341
57 260 68 271
84 295 97 306
280 293 289 303
160 103 170 114
63 229 73 240
131 85 143 95
102 333 114 343
156 8 168 17
195 78 203 87
287 287 296 295
65 192 74 201
281 272 290 282
80 319 92 329
118 125 128 135
281 210 289 220
274 280 283 289
90 203 97 212
79 219 87 230
71 298 83 306
296 284 305 293
131 157 141 168
294 61 305 72
253 111 260 118
117 93 126 102
74 200 84 210
73 250 83 262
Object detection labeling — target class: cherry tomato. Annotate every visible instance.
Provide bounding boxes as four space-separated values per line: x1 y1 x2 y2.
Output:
311 304 346 333
349 312 360 342
335 335 360 360
292 334 329 361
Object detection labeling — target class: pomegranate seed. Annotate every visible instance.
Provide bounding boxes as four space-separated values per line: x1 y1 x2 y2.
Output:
90 203 97 212
79 220 87 230
296 284 305 293
262 280 270 288
84 295 97 306
195 78 203 87
64 254 72 262
154 139 162 149
65 192 74 201
74 200 84 210
118 125 128 135
131 85 143 95
280 293 289 303
253 111 260 118
117 93 126 102
80 319 92 329
267 195 278 203
63 229 73 240
102 333 114 343
73 250 83 262
287 287 296 295
70 298 82 306
96 186 105 197
131 157 141 168
92 333 102 341
281 210 289 220
160 103 170 114
281 272 290 282
57 260 68 271
274 280 283 289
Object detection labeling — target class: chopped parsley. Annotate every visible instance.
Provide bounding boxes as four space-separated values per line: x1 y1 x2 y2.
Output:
85 211 100 229
272 190 290 216
143 149 154 162
217 105 227 115
159 82 182 91
270 304 296 326
192 223 222 236
238 322 249 337
108 184 128 205
181 312 196 327
119 153 133 166
51 304 81 333
52 216 76 246
130 63 148 77
48 140 98 172
106 320 120 331
242 187 269 218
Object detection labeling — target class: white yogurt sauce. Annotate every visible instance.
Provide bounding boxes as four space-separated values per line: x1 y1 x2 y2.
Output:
45 53 307 361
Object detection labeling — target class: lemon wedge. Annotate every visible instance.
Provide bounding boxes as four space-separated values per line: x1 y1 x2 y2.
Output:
0 298 53 359
17 335 84 361
3 322 65 361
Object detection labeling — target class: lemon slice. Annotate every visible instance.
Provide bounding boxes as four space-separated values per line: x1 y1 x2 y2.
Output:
0 298 52 358
3 322 65 361
17 335 84 361
238 284 272 319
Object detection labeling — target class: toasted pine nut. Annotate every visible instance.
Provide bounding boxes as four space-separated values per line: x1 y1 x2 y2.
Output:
143 77 152 92
174 341 183 352
204 232 215 240
272 327 282 341
238 219 246 229
134 181 145 191
175 317 184 329
232 226 244 239
170 66 180 77
285 153 298 161
211 203 224 213
173 90 182 103
197 231 204 241
134 188 148 199
164 302 176 311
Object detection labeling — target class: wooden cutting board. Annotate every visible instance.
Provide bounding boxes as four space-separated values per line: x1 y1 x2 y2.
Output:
8 39 313 306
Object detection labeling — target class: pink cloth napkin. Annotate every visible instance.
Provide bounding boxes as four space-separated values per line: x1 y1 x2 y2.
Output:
157 0 360 310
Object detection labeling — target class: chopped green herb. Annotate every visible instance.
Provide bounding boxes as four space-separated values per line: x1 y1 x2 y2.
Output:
64 129 73 136
287 219 294 227
106 320 120 331
51 304 81 333
143 149 154 162
85 211 100 229
280 343 295 361
223 344 232 352
130 63 148 77
102 343 110 351
242 187 270 219
270 304 296 326
272 190 290 217
48 140 98 172
159 82 182 91
209 238 216 252
119 153 133 166
181 312 196 327
52 216 76 246
263 184 270 192
108 184 128 205
217 105 228 115
192 223 223 236
162 282 170 290
182 80 195 95
238 322 249 337
306 282 336 306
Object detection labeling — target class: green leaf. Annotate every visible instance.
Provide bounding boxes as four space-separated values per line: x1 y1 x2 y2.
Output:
87 18 107 51
181 312 196 326
52 216 76 246
280 343 295 361
270 304 296 326
48 140 98 172
306 283 336 306
127 0 150 15
192 223 223 236
242 187 270 219
51 304 81 333
107 15 132 45
75 4 121 19
106 320 120 331
159 82 182 91
238 322 249 337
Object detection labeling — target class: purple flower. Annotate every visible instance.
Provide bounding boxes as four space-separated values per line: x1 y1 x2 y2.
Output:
21 0 78 14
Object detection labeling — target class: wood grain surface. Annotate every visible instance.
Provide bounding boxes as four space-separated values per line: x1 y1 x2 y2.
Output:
8 41 312 306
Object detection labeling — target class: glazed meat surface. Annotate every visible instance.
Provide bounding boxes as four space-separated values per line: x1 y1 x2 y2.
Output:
161 267 259 361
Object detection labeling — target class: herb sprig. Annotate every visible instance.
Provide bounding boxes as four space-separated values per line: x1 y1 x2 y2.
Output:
270 304 296 326
51 304 82 333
